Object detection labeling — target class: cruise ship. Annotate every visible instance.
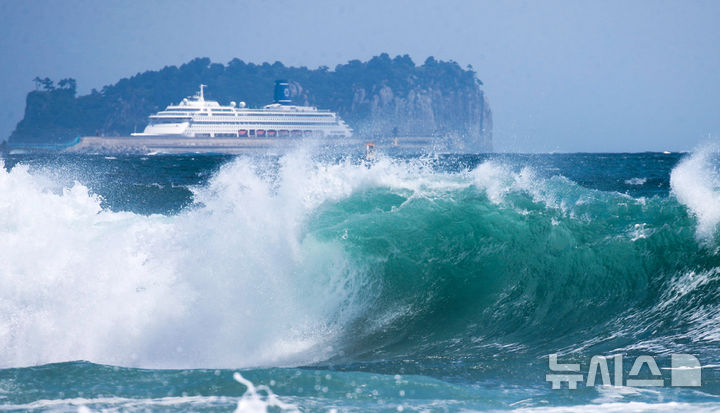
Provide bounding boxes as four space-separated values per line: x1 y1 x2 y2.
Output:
131 81 352 139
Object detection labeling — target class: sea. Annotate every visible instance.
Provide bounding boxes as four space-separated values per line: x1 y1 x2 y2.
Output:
1 146 719 412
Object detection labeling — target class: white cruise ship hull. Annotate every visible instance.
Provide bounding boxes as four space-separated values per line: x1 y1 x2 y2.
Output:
129 83 353 140
66 135 366 155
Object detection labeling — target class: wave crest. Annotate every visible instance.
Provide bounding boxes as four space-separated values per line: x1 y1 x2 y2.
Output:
671 144 720 240
0 149 718 372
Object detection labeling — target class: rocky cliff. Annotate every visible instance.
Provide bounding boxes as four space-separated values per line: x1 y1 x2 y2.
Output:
342 82 492 151
8 54 492 152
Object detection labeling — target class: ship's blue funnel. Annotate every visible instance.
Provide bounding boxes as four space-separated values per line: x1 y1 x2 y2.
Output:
273 80 292 105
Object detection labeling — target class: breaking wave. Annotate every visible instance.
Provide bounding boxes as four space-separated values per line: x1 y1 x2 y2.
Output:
0 147 718 372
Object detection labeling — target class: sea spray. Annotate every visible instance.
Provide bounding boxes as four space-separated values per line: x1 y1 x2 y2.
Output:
0 161 186 367
0 155 371 368
670 144 720 240
0 149 719 375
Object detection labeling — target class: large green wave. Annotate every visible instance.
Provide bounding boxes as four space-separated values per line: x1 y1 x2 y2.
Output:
305 156 720 370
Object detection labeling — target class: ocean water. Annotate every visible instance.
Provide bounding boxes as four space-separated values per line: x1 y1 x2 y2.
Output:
1 147 720 412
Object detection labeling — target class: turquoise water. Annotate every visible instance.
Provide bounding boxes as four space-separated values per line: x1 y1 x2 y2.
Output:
1 149 720 411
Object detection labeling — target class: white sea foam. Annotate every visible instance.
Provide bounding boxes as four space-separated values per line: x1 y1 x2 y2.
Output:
0 395 233 411
0 152 482 369
506 401 720 413
670 144 720 240
0 373 298 412
469 160 589 215
0 153 398 369
233 372 299 413
625 177 647 186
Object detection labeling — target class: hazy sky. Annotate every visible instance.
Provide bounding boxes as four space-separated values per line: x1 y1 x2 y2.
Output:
1 0 718 152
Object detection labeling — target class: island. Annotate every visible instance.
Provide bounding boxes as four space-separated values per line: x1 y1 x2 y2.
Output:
7 54 492 153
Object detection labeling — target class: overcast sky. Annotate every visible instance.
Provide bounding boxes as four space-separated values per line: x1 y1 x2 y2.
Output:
1 0 718 152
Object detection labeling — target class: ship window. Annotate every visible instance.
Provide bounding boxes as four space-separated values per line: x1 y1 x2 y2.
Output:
229 121 336 126
193 121 336 126
151 117 189 124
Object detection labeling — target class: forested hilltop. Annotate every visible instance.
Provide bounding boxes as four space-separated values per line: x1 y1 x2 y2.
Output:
9 54 492 151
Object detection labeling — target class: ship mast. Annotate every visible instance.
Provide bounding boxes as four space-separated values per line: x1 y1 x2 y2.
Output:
199 84 206 102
